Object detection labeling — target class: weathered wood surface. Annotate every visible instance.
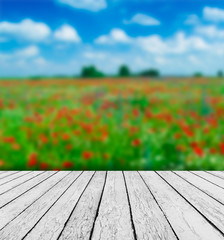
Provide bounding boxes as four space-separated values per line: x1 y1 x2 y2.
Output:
0 171 223 240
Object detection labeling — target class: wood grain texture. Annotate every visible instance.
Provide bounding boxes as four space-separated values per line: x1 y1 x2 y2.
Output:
0 171 44 195
0 172 82 240
190 171 224 189
124 171 177 240
0 172 19 182
91 171 135 240
59 171 106 240
0 171 56 209
206 171 224 180
0 171 223 240
0 171 31 186
174 171 224 204
158 172 224 234
140 171 224 240
0 171 68 230
24 171 94 240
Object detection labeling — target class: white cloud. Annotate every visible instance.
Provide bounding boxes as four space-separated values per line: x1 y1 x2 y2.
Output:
95 29 209 54
0 19 51 42
33 57 47 66
203 7 224 22
195 25 224 38
0 46 39 65
95 28 131 44
124 13 160 26
136 32 209 54
184 15 200 25
155 57 167 65
188 55 200 65
54 24 81 42
15 46 40 58
57 0 107 12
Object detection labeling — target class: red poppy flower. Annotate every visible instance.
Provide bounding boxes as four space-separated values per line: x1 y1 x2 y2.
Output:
83 124 93 134
174 133 181 139
12 143 21 150
220 143 224 155
103 153 110 160
40 162 49 170
28 153 38 167
210 148 217 154
62 133 70 141
132 139 141 147
3 136 15 144
193 146 204 157
82 151 93 160
176 145 186 152
39 134 48 144
133 109 140 118
0 160 4 167
63 161 73 168
182 126 194 137
66 144 73 150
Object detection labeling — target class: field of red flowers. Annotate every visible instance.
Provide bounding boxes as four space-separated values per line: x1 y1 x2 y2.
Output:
0 78 224 170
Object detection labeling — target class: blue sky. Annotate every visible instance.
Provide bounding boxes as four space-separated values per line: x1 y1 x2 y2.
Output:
0 0 224 77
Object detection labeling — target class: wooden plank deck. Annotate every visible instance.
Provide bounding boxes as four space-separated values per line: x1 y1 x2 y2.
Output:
0 171 223 240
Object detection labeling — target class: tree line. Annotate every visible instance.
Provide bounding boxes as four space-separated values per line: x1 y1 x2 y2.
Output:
81 65 160 78
27 65 223 80
81 65 223 78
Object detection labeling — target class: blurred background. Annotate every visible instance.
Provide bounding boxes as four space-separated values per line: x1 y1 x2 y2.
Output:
0 0 224 171
0 0 224 77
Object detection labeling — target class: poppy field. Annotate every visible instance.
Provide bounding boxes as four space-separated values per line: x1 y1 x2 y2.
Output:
0 78 224 170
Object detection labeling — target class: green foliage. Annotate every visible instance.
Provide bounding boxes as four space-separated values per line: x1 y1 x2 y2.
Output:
81 66 105 78
194 72 203 78
218 70 223 78
1 79 224 170
118 65 131 77
140 69 160 78
29 76 46 80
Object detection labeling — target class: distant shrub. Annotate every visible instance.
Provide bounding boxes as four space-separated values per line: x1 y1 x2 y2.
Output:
29 76 45 80
218 70 223 78
194 72 203 78
118 65 131 77
140 69 160 78
81 66 105 78
53 75 70 78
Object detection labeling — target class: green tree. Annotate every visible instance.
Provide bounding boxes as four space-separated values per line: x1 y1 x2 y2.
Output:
140 68 160 78
118 65 131 77
218 70 223 78
81 66 105 78
194 72 203 78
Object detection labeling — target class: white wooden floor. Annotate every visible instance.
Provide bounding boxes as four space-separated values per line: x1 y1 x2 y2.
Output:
0 171 223 240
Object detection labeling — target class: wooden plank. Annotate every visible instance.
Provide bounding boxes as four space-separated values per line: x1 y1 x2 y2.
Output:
59 172 106 240
140 171 224 240
190 171 224 189
158 172 224 235
0 171 69 230
0 171 44 195
124 171 177 240
0 172 19 182
91 171 134 240
24 171 95 240
0 171 56 209
206 171 224 180
0 171 82 239
0 171 31 187
174 171 224 204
